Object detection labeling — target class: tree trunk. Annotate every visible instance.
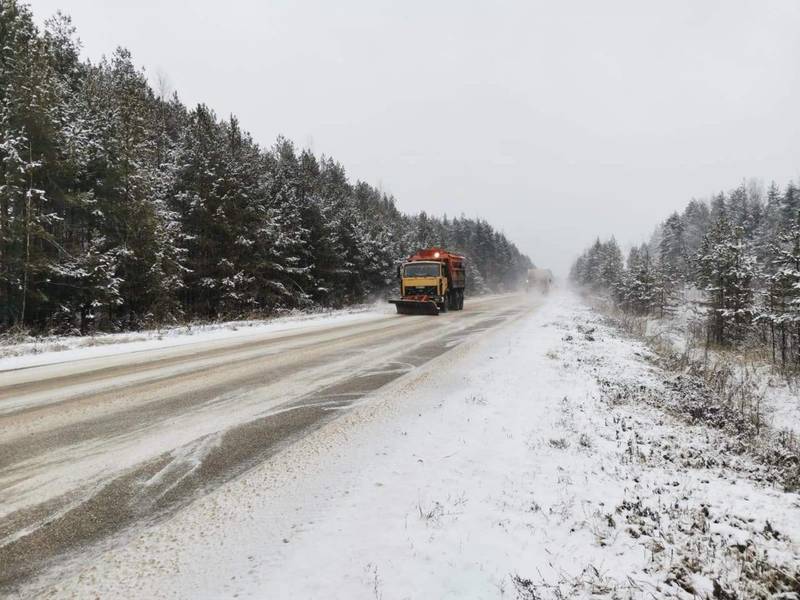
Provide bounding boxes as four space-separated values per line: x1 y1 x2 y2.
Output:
770 322 775 363
21 189 31 325
781 325 786 368
0 190 8 328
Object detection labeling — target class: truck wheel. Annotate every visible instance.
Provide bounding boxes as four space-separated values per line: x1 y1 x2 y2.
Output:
458 290 464 310
440 294 449 313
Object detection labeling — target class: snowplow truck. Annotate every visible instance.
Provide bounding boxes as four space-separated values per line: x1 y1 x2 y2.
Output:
390 248 466 315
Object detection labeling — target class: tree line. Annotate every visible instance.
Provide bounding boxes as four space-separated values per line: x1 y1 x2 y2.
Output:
570 180 800 370
0 1 532 334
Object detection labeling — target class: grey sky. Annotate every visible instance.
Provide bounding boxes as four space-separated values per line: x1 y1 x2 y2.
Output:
29 0 800 274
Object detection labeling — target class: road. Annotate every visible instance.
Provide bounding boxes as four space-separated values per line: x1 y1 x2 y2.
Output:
0 293 531 593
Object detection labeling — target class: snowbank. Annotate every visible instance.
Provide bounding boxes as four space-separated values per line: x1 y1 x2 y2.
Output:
0 303 392 372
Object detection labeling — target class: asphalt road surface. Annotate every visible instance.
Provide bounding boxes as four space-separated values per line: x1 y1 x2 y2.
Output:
0 294 532 594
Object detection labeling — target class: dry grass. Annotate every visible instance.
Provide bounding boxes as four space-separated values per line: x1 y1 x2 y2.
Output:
588 296 800 487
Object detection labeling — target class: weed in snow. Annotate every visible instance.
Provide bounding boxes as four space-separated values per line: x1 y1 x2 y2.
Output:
466 393 488 406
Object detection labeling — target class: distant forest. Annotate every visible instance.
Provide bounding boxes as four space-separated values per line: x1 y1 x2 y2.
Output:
0 1 532 334
570 180 800 370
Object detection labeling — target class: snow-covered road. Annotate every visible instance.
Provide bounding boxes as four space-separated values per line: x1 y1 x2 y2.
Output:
0 293 532 594
5 289 800 598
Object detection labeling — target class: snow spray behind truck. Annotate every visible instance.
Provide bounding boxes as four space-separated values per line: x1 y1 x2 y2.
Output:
526 268 553 294
390 248 466 315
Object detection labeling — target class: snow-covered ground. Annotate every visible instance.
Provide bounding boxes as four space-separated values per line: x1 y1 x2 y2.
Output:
0 303 392 371
30 289 800 599
631 292 800 437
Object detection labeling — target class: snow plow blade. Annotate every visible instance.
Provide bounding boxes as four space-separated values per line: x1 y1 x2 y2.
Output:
389 299 440 315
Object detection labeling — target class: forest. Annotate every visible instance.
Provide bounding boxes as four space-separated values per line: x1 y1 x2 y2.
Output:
0 1 532 334
570 180 800 370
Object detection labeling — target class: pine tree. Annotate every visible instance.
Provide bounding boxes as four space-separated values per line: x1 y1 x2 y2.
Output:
261 138 314 308
600 238 624 286
696 215 756 346
759 210 800 366
626 245 658 315
659 212 688 280
754 181 784 265
782 183 799 232
0 0 62 326
728 182 753 236
681 199 711 264
655 212 689 314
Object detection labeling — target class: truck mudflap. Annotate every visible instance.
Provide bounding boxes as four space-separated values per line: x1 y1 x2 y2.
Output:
389 296 440 315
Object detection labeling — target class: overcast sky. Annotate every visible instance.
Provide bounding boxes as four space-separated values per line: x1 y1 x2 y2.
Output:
28 0 800 274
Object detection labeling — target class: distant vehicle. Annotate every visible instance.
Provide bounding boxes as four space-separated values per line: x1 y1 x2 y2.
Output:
390 248 466 315
526 268 553 294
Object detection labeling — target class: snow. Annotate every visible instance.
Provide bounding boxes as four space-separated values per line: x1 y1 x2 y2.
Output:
765 377 800 433
636 292 800 437
0 303 393 372
26 289 800 599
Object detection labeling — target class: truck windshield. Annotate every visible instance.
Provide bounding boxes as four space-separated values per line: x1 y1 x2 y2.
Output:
404 263 440 278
